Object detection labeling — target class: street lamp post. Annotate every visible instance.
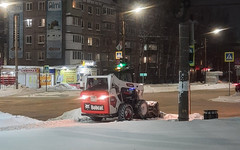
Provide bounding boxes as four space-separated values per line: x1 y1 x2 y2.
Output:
120 6 150 62
203 28 228 83
14 14 19 89
1 2 19 89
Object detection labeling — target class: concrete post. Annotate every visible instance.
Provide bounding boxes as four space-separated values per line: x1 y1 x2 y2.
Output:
178 22 189 121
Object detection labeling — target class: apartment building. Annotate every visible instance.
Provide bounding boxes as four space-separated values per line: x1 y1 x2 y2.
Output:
4 0 118 74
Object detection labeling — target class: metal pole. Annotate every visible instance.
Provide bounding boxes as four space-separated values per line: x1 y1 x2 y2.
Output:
229 62 230 96
189 21 194 115
46 73 48 92
204 37 207 83
178 22 189 121
122 14 125 61
14 14 18 89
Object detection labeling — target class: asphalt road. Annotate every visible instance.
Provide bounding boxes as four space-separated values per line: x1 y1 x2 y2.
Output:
0 88 239 121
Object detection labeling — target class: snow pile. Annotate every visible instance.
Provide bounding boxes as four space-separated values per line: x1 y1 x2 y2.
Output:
47 83 77 91
0 85 39 97
210 92 240 103
49 108 91 122
163 113 204 121
0 111 42 128
144 83 233 93
51 108 203 122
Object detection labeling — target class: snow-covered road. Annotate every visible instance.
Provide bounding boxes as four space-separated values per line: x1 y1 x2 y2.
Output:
0 108 240 150
0 117 240 150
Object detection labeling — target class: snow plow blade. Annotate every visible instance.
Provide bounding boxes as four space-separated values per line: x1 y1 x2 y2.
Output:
146 101 159 118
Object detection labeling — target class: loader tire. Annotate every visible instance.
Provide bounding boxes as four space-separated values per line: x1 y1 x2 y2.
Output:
135 100 148 119
90 117 103 122
118 104 133 121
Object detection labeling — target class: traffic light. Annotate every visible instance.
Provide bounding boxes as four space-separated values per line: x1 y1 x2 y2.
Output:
189 45 195 67
115 60 127 71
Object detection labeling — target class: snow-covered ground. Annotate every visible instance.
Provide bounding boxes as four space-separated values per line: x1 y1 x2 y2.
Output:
0 82 234 97
0 108 240 150
0 82 239 150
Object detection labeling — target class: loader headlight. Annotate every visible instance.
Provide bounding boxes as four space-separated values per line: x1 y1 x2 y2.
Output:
98 95 109 100
80 95 89 100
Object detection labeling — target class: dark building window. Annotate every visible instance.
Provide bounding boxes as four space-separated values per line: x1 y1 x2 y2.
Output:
88 6 93 14
88 22 92 30
26 35 32 44
73 51 83 60
96 23 100 31
26 2 33 11
38 1 45 10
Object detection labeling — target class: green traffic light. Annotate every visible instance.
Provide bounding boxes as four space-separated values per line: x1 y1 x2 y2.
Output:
117 63 127 68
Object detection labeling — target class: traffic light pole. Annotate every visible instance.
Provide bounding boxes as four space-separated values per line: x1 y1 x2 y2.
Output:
121 13 126 61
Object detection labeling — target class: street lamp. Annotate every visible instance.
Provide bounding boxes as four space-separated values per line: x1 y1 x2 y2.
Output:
121 6 150 61
204 28 228 83
0 2 19 89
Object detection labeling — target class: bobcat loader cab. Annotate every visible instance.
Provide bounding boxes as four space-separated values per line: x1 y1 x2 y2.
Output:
80 74 159 121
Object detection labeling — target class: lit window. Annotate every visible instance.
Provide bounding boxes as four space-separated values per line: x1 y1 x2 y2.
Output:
72 0 84 10
26 35 32 44
26 19 32 27
38 35 45 44
38 1 45 10
88 37 92 46
26 2 33 11
144 57 147 63
39 19 45 27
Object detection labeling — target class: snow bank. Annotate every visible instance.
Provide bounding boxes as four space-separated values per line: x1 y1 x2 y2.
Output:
210 92 240 103
49 108 91 122
0 111 42 128
51 108 203 123
0 85 39 97
47 83 77 91
164 113 204 121
144 83 233 93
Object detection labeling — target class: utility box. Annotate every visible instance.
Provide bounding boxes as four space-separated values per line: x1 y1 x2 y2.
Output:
206 71 223 84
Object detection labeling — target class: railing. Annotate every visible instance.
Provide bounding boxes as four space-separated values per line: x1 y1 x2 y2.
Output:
0 76 16 85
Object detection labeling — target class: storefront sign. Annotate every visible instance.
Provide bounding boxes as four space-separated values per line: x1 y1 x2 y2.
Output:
40 73 52 86
20 68 40 73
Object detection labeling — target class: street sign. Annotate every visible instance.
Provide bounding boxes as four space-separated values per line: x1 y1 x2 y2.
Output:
140 73 147 77
115 51 122 59
225 52 234 62
43 65 49 73
116 42 122 50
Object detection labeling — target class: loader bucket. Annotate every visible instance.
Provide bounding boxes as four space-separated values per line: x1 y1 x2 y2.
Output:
146 101 159 118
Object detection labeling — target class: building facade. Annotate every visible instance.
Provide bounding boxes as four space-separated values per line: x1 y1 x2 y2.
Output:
3 0 119 75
